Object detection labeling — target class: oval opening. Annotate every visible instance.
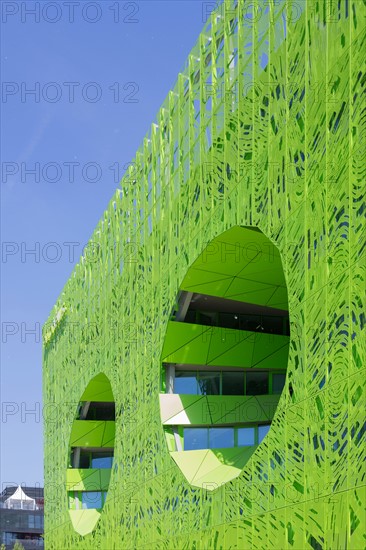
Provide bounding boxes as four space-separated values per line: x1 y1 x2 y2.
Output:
159 226 290 490
67 373 115 536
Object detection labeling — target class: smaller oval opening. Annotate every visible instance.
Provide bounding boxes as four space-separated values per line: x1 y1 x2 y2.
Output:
67 373 115 536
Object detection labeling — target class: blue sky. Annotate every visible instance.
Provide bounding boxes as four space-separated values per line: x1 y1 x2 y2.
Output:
1 0 212 488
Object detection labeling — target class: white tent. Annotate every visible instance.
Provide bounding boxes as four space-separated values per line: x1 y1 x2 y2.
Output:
4 485 37 510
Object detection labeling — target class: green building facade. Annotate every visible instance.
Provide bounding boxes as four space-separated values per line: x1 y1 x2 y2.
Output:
43 1 365 548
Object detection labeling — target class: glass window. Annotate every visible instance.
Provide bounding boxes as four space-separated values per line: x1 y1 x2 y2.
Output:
184 310 197 323
3 533 16 544
209 427 234 449
184 428 208 450
222 371 245 395
237 427 255 446
198 372 220 395
28 515 35 528
241 315 260 332
174 371 198 394
246 371 269 395
258 424 271 442
219 313 240 330
197 312 215 326
79 451 90 468
91 452 113 468
272 373 286 394
81 491 103 509
35 515 42 529
85 402 115 420
261 315 283 334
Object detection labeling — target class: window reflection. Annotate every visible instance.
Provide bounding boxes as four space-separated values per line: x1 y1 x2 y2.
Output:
198 372 220 395
171 369 284 396
78 401 115 421
220 313 240 330
258 424 270 442
183 303 290 336
246 371 269 395
222 371 244 395
272 373 286 394
91 453 114 468
209 427 234 448
174 371 198 394
82 491 103 509
182 425 270 450
237 427 255 446
184 428 208 450
74 450 114 469
69 490 108 510
197 312 215 326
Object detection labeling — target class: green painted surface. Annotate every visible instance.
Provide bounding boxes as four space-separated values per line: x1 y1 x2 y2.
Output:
160 394 279 425
162 321 289 367
69 421 115 448
171 446 258 487
79 373 114 402
181 226 289 309
43 0 366 547
69 510 101 537
66 469 111 492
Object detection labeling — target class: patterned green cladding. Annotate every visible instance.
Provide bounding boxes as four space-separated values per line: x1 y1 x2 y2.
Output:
43 0 366 548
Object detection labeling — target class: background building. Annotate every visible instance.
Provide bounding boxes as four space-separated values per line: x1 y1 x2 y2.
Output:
43 0 365 548
0 486 44 549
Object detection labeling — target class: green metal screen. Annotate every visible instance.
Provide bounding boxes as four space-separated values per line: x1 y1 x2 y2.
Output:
43 0 366 548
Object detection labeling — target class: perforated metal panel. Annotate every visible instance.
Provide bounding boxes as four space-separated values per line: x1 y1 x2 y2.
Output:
43 1 366 548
